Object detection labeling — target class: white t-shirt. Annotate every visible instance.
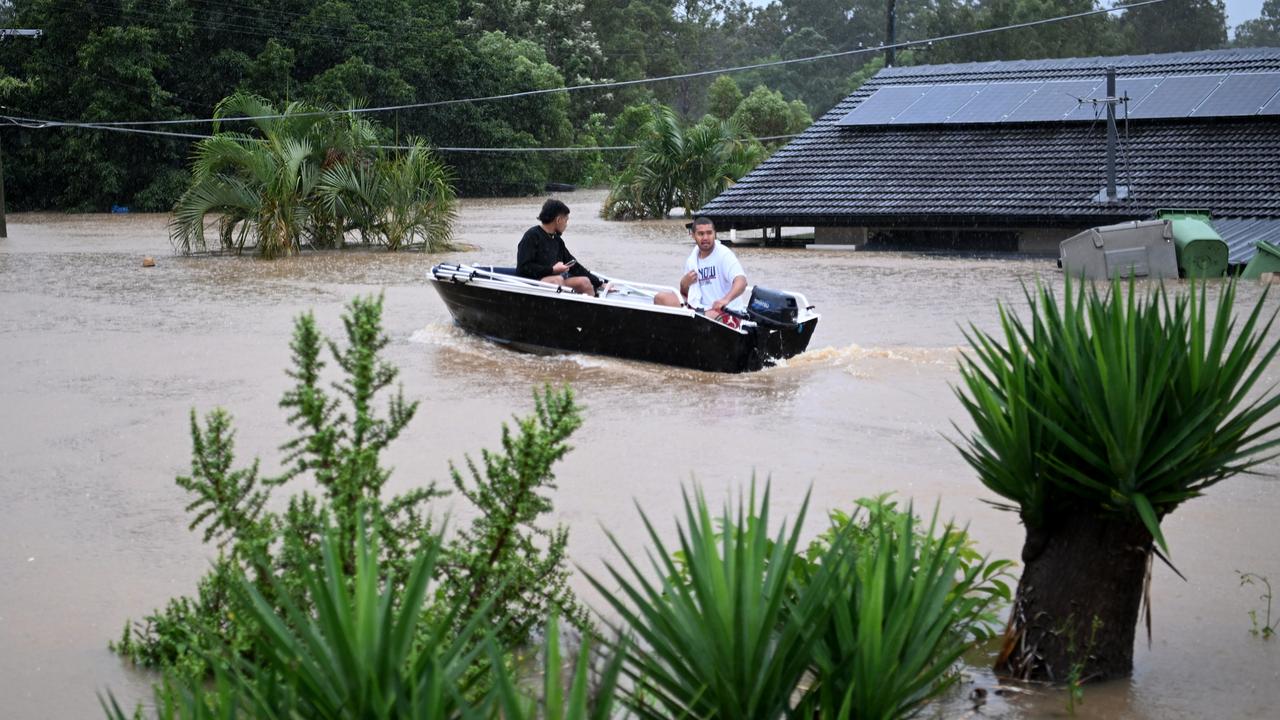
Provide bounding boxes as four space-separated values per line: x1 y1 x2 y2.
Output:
685 240 746 310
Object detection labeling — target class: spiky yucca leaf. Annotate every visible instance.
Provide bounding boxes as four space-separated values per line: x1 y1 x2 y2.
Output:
586 483 826 719
800 506 1008 720
955 278 1280 554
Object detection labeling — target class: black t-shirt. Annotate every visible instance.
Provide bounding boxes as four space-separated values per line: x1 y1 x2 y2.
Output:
516 225 602 288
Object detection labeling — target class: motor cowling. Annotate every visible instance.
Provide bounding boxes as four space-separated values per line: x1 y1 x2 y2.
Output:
747 286 799 327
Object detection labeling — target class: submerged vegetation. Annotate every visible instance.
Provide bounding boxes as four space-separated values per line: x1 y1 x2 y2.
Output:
955 278 1280 681
603 104 764 220
170 93 458 257
1238 571 1277 639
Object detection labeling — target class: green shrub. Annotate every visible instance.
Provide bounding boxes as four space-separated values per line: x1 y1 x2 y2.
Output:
588 484 1011 719
112 295 587 682
107 521 616 719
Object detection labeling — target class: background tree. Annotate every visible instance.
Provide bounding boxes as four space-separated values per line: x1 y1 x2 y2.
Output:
1121 0 1227 54
732 85 812 142
1234 0 1280 46
707 75 745 120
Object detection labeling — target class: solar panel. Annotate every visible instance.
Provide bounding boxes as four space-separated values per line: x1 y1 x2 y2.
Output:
1005 80 1104 122
945 82 1041 123
837 71 1280 128
837 85 933 126
1129 74 1225 119
1190 72 1280 117
888 84 985 124
1064 76 1163 121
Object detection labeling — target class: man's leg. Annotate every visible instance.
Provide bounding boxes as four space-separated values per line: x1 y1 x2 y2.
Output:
564 276 595 295
654 291 680 306
540 275 567 286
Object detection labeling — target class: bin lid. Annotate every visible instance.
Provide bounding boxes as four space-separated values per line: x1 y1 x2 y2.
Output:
1256 241 1280 260
1157 208 1213 222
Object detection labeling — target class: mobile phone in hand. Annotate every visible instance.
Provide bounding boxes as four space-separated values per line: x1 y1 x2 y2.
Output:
564 259 576 267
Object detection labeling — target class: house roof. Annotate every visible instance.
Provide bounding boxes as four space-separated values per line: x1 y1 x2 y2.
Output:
699 48 1280 243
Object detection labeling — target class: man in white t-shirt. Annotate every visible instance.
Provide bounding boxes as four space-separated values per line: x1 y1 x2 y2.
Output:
654 217 747 321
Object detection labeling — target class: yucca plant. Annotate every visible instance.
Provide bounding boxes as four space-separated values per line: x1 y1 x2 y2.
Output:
586 483 830 719
798 507 1012 720
489 616 625 720
955 278 1280 681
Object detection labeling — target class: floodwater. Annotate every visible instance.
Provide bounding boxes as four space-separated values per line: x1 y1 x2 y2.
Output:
1 189 1277 718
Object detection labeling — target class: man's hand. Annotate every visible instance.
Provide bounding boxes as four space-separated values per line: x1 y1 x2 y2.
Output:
552 261 570 273
711 298 728 312
679 269 697 295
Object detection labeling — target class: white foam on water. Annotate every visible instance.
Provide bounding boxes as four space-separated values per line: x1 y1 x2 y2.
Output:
788 343 962 369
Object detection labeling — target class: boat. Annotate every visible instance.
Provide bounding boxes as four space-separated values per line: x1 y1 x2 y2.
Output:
428 263 820 373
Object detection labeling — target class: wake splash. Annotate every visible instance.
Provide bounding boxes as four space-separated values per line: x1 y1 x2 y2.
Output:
785 344 962 372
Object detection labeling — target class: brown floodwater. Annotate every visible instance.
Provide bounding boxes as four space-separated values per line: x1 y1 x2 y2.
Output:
1 190 1277 718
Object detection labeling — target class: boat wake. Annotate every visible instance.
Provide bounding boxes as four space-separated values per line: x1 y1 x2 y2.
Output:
782 344 962 375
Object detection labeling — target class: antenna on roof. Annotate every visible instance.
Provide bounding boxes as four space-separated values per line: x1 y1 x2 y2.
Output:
1089 66 1131 204
885 0 898 67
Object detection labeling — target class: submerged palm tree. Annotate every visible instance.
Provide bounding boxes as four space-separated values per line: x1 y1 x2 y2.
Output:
955 278 1280 681
603 105 762 220
170 94 455 257
170 93 361 258
318 141 458 252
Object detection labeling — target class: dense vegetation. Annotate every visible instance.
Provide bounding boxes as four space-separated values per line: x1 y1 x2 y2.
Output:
107 293 1014 717
0 0 1258 211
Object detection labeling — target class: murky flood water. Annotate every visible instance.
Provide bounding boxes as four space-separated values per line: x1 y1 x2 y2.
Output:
2 190 1277 718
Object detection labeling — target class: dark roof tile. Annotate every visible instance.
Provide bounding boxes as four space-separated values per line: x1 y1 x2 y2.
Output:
702 48 1280 252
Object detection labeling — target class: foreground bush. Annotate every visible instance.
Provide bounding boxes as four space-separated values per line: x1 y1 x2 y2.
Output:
112 295 586 680
105 522 622 719
955 278 1280 681
588 485 1012 719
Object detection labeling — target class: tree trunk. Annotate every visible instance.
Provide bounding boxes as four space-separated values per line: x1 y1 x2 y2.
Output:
995 513 1153 682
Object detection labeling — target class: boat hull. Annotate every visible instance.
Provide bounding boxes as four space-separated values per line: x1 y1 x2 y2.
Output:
430 274 817 373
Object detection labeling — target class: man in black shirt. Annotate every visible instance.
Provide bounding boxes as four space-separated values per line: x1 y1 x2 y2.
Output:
517 199 605 296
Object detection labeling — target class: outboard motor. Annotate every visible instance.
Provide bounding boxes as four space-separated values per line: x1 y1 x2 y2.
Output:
746 286 799 327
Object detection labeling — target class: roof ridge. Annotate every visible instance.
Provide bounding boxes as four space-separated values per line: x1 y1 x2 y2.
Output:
874 47 1280 82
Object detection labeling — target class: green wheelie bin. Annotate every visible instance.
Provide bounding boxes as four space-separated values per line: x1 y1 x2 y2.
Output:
1156 209 1228 278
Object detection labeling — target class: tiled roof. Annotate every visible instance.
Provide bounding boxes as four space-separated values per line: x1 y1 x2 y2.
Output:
700 48 1280 245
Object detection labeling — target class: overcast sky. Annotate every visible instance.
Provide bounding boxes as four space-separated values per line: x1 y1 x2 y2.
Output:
1223 0 1265 32
745 1 1267 38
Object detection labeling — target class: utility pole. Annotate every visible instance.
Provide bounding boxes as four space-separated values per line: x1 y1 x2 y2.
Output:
1089 65 1130 204
885 0 897 67
0 29 43 238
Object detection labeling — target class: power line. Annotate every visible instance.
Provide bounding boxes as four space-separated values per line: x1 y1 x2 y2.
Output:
0 112 801 152
31 0 1168 129
0 110 803 151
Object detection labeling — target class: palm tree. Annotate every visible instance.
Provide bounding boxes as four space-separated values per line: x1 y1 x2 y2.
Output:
603 105 762 220
318 141 458 252
954 279 1280 681
169 93 379 258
